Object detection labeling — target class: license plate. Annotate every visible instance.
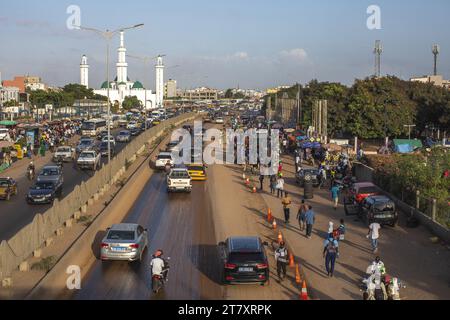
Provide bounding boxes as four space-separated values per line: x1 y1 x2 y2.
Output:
111 247 127 252
34 198 45 202
239 267 254 273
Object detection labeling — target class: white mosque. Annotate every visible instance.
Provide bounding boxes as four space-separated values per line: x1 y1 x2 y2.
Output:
80 31 164 110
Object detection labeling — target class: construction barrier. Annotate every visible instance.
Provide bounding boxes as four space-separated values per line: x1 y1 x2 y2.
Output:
0 113 196 282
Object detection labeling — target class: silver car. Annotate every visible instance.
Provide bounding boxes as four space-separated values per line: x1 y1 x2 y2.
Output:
100 224 148 262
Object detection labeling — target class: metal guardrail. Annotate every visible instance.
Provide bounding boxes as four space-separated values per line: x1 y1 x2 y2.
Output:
0 113 195 281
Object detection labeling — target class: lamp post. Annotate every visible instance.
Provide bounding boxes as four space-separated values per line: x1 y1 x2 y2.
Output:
76 23 144 183
404 124 416 140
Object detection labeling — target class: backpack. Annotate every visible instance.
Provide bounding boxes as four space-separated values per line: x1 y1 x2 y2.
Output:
326 240 337 253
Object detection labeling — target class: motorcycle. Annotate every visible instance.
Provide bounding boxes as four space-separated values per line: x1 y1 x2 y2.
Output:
361 265 405 300
151 257 170 294
27 168 35 181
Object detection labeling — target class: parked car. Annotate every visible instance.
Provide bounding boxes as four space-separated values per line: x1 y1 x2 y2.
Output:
358 195 399 227
155 152 173 169
100 223 148 262
52 146 75 162
76 138 96 153
0 128 10 141
37 166 63 188
0 177 17 201
26 181 62 204
218 236 269 285
167 168 192 193
126 121 138 130
347 182 379 204
215 117 225 124
116 130 131 143
77 150 101 170
130 127 140 136
296 168 320 187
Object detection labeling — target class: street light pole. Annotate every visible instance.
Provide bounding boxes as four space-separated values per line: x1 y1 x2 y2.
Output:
404 124 416 140
76 23 144 183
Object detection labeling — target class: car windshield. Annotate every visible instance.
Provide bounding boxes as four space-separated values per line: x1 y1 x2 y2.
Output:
170 171 189 179
359 187 378 194
57 147 71 153
107 230 135 241
0 180 10 187
80 140 92 146
229 252 264 264
81 152 94 158
188 166 204 172
374 202 395 212
41 168 58 176
33 182 54 190
119 132 129 136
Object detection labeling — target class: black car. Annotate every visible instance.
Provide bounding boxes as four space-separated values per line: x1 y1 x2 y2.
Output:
296 168 320 187
99 141 115 157
219 237 269 285
27 181 62 204
359 195 398 227
97 130 109 141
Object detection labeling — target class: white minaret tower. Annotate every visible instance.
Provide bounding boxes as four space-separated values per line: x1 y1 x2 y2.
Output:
116 31 128 84
80 55 89 88
155 55 164 108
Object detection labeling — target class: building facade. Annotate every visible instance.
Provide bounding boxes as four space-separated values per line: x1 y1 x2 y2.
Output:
2 76 26 93
164 79 177 98
410 75 450 89
179 87 218 100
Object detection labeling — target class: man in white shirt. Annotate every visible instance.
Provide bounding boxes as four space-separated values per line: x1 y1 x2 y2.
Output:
368 222 381 253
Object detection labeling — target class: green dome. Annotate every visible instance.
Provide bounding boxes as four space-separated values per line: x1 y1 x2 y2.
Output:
101 81 112 89
132 81 144 89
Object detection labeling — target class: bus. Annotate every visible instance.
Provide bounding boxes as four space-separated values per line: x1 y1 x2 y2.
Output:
81 119 107 137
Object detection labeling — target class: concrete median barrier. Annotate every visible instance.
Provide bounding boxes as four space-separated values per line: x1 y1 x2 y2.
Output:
0 113 196 282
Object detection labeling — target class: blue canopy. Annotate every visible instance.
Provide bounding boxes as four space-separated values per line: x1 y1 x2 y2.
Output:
395 144 413 154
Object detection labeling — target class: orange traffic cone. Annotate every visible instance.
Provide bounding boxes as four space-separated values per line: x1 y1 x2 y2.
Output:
295 264 301 284
289 253 294 267
267 208 272 223
252 186 257 193
277 231 283 244
245 178 250 186
300 280 308 300
272 219 277 230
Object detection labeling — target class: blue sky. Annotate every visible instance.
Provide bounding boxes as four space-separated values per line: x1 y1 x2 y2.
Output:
0 0 449 90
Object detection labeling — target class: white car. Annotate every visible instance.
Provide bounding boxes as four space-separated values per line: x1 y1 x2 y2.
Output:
167 168 192 193
0 128 10 141
155 152 174 169
126 121 137 130
215 118 224 124
102 135 116 147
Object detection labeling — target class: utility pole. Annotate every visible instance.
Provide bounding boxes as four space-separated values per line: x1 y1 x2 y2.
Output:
432 44 440 76
374 40 383 78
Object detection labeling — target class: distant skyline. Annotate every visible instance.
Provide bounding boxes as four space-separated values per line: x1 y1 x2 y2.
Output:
0 0 449 90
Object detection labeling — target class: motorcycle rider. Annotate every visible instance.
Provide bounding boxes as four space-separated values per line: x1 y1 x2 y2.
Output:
27 161 35 179
150 250 168 293
367 256 386 276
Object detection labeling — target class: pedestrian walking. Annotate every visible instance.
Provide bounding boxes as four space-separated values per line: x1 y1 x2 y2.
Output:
367 221 381 253
318 166 327 189
276 174 285 198
259 174 265 191
281 192 292 224
275 241 288 281
295 153 300 172
331 183 341 210
270 175 277 195
296 200 308 231
327 221 334 238
323 235 339 277
305 205 315 239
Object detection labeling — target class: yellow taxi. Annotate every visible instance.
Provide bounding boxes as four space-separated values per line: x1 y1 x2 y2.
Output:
187 164 207 181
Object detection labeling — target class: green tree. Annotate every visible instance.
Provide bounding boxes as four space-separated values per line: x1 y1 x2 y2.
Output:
224 89 233 99
122 96 142 111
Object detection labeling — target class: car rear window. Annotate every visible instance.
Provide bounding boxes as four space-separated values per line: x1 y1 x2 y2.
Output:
58 147 71 152
359 187 378 194
228 252 264 264
170 171 189 179
188 166 204 172
0 180 10 187
158 154 172 160
107 230 135 241
374 202 395 212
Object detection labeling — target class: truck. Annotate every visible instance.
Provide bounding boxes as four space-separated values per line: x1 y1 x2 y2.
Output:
77 150 101 170
167 168 192 193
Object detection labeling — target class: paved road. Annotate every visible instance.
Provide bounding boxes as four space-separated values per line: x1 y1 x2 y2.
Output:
72 170 223 300
0 128 139 241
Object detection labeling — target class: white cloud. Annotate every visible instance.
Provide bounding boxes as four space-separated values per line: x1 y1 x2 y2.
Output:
279 48 308 62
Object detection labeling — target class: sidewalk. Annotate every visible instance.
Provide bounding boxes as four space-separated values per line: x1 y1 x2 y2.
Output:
208 163 300 300
258 155 450 300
